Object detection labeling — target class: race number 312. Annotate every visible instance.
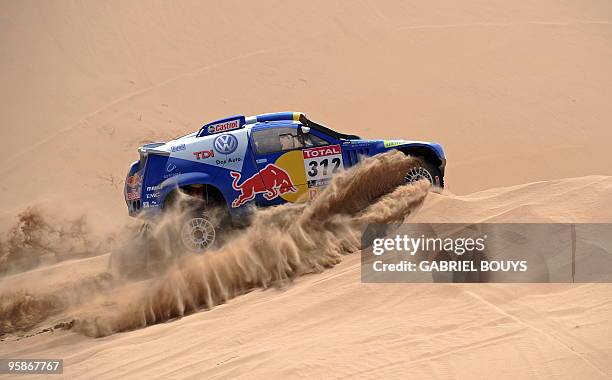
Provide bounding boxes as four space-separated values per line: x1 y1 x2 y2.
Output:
303 145 343 182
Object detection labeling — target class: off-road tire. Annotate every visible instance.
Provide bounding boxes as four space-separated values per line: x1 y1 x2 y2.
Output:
405 157 444 188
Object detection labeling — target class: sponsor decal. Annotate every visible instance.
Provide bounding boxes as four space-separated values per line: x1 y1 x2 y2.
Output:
230 164 297 208
166 162 176 172
126 173 142 201
383 140 407 148
303 144 343 184
271 150 308 203
302 144 341 159
170 144 186 152
146 192 160 199
146 185 161 191
163 171 181 179
308 178 331 188
143 201 159 208
126 174 141 188
213 134 238 154
168 128 248 172
207 119 240 134
193 150 214 160
308 187 320 200
215 157 242 165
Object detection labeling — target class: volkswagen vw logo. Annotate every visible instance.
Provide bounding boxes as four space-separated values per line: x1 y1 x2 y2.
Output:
213 134 238 154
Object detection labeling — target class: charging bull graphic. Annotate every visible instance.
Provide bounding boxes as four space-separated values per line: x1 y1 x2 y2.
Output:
230 164 297 207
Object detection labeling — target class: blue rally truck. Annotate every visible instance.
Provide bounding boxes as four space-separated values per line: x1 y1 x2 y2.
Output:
125 112 445 252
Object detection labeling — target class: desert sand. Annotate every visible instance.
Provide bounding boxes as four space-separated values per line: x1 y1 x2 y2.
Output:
1 1 611 379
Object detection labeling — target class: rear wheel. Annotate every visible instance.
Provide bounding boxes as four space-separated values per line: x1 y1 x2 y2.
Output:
405 157 444 188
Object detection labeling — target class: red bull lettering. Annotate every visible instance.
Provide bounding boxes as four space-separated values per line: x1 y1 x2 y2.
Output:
231 164 297 208
126 191 140 200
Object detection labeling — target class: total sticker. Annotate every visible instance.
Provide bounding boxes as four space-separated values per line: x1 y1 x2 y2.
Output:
303 144 343 183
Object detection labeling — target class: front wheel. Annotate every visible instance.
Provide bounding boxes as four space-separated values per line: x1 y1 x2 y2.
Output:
179 210 217 253
405 158 444 188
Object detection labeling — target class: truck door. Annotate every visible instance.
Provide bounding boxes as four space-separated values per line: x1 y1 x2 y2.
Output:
249 124 341 204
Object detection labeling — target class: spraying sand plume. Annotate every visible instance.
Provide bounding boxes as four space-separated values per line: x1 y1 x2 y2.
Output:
74 151 430 337
0 152 429 338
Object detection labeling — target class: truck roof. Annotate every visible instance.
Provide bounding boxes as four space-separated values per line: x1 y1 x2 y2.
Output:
198 112 361 140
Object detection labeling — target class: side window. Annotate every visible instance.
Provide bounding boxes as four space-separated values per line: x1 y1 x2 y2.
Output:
253 127 305 154
304 133 329 147
252 126 331 154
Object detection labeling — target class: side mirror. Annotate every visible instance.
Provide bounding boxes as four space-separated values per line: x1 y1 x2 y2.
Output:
300 126 310 134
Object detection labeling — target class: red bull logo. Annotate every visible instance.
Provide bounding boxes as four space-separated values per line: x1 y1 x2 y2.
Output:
126 174 141 188
230 164 297 208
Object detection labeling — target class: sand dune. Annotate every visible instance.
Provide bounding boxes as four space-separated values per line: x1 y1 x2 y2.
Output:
1 0 611 379
1 176 611 379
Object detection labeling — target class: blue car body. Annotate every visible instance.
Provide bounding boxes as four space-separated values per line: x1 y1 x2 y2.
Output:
125 112 445 222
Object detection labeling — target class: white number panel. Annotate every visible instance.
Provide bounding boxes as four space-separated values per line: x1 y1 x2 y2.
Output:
303 144 343 185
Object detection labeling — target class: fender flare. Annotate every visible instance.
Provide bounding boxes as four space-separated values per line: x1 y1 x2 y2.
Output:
158 173 228 209
394 143 446 172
